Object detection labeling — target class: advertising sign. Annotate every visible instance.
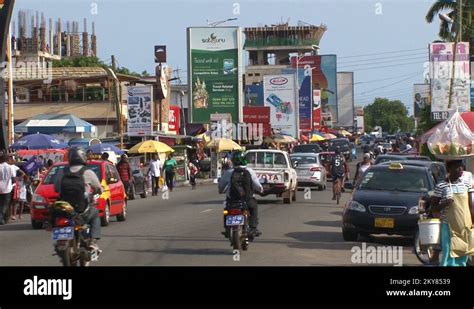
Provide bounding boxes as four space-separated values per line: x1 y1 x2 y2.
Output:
291 55 338 125
263 74 298 137
243 106 270 123
336 72 354 127
413 84 430 118
313 89 321 130
429 42 470 121
282 68 312 132
154 45 167 63
168 105 181 135
127 86 153 136
188 27 242 123
244 85 264 106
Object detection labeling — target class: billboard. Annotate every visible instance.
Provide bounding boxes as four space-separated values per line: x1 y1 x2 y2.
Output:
263 74 298 137
313 90 321 130
127 86 153 136
187 27 242 123
336 72 354 127
291 55 338 125
244 85 264 106
429 42 470 121
243 106 270 123
413 84 430 118
282 68 312 132
168 105 181 135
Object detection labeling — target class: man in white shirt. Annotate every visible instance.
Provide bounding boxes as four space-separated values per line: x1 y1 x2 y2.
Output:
148 154 161 196
0 152 19 225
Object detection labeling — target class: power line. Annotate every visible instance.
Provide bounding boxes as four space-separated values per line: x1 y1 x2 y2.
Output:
341 60 426 71
353 70 425 85
338 52 427 65
340 56 427 68
355 72 421 95
338 48 426 59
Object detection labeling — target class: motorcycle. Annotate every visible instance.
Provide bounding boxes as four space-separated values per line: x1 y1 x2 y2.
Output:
50 195 101 267
223 200 252 251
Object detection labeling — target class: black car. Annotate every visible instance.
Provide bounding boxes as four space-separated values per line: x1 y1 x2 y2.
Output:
374 154 430 165
328 138 352 161
342 162 439 241
379 160 446 184
127 168 148 200
293 143 322 154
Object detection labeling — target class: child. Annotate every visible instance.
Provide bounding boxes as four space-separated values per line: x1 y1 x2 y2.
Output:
17 174 27 219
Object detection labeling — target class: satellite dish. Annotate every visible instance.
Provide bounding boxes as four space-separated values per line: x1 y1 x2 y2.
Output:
439 13 454 24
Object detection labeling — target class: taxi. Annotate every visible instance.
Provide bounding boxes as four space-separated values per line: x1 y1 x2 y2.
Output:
342 162 436 241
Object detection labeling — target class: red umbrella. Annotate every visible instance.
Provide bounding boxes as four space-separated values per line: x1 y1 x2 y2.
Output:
300 134 309 142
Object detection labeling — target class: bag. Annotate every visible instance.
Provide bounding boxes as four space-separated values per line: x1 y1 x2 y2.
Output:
428 111 474 159
162 184 168 192
159 176 165 187
229 168 252 202
59 167 87 213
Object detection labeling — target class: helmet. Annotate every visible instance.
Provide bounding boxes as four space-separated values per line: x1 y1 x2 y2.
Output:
231 152 248 166
335 146 342 155
68 147 87 166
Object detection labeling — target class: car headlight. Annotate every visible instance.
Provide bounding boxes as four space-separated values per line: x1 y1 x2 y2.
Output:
347 200 366 212
32 194 46 203
408 206 419 215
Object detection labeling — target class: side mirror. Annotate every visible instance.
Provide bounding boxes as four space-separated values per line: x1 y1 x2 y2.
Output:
293 161 298 168
344 182 354 190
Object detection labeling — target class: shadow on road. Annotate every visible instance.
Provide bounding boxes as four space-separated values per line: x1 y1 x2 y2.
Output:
330 211 343 216
118 248 231 256
304 220 342 228
0 223 34 231
185 200 223 205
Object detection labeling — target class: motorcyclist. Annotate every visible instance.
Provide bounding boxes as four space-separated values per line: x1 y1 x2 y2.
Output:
218 152 263 237
54 148 103 250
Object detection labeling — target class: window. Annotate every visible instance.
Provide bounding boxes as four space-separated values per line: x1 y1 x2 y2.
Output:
43 164 102 185
105 165 113 184
358 169 430 193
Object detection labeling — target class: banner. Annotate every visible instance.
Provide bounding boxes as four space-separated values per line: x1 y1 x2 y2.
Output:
188 27 242 123
336 72 354 127
168 105 181 135
429 42 470 121
291 55 338 125
243 106 270 123
282 68 312 132
244 85 264 106
413 84 430 118
127 86 153 136
313 89 321 130
263 74 298 137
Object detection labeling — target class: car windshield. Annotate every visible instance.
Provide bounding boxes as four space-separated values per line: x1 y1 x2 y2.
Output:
42 164 102 185
246 152 287 168
290 156 319 165
357 169 431 193
292 144 322 153
329 140 350 150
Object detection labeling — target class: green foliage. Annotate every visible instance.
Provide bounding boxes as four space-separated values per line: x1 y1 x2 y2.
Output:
363 98 414 134
416 105 437 136
52 56 144 77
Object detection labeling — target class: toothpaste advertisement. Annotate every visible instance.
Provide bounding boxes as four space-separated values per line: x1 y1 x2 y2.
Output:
263 74 298 138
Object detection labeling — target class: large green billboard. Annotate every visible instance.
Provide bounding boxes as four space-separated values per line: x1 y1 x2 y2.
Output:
187 27 242 123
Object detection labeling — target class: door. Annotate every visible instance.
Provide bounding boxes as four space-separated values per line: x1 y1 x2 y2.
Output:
106 164 125 215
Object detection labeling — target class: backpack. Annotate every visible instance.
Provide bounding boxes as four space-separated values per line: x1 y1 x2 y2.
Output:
229 167 253 202
59 166 87 213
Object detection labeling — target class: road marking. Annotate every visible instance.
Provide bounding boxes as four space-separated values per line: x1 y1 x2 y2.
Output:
200 209 213 213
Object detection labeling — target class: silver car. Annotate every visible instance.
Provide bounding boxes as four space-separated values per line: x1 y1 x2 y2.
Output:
290 153 327 190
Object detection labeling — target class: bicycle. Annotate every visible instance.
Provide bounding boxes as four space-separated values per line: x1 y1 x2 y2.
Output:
334 176 343 205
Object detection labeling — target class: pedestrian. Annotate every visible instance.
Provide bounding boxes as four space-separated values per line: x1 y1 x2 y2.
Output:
163 153 177 192
116 154 133 197
101 152 111 163
0 152 21 225
148 154 161 196
16 172 28 220
353 153 372 184
188 160 199 190
431 160 474 266
46 159 54 168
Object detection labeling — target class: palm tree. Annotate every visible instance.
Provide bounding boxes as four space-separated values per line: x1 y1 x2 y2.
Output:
426 0 458 41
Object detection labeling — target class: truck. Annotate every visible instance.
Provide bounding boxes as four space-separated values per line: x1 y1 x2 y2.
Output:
244 149 298 204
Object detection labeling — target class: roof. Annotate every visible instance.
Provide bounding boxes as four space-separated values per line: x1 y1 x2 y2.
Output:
15 113 96 134
245 149 287 153
290 152 319 157
371 163 428 172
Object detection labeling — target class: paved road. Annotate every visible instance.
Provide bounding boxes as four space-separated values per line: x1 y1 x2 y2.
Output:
0 156 421 266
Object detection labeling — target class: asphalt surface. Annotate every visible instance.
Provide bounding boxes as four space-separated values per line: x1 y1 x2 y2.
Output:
0 155 421 266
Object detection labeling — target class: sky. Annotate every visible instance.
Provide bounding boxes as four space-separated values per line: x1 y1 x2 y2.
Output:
13 0 441 115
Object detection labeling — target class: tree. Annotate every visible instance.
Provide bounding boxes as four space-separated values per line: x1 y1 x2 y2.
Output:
364 98 414 134
416 105 437 135
52 56 145 77
425 0 474 42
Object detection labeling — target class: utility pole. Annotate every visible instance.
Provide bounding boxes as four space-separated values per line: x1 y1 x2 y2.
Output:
111 55 123 148
448 0 462 110
7 23 14 146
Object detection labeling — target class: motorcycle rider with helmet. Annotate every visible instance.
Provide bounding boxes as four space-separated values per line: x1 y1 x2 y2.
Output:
54 147 103 250
218 152 263 237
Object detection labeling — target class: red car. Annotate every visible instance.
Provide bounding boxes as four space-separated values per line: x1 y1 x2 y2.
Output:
30 160 127 229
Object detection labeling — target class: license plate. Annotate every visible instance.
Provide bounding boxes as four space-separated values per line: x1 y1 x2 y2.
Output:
297 170 310 176
52 227 74 240
225 215 245 226
263 184 271 190
374 218 395 228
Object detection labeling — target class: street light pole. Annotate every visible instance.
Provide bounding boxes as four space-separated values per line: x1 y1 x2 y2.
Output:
447 0 462 110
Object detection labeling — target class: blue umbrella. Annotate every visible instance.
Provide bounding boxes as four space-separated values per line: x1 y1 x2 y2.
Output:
87 143 124 155
12 133 68 150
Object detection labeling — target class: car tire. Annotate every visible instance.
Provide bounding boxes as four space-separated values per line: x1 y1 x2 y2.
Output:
31 219 43 230
101 203 110 227
116 201 127 222
128 185 136 200
283 186 292 204
342 228 358 241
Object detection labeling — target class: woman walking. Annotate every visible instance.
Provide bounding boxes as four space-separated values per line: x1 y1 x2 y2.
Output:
163 154 177 192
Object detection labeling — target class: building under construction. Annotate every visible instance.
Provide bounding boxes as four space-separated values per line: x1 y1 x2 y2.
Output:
12 10 97 62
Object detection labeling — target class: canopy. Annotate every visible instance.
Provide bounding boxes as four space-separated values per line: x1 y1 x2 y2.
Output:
195 133 211 143
15 114 96 135
323 133 337 140
68 138 101 147
128 140 174 154
87 143 124 155
12 133 68 150
339 130 352 137
419 112 474 144
264 134 297 144
310 134 325 142
206 138 242 152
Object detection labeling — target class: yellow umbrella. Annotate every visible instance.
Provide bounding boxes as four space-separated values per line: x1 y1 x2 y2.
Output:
323 133 337 140
310 134 325 142
264 134 297 144
339 130 352 137
206 138 242 152
196 133 210 143
128 140 174 154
